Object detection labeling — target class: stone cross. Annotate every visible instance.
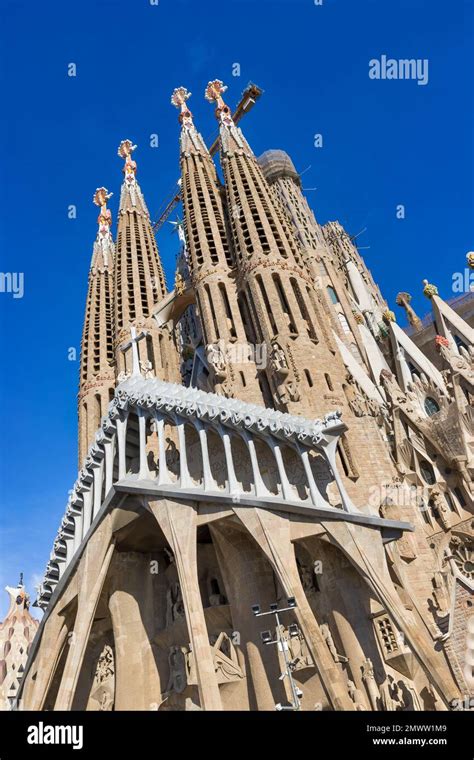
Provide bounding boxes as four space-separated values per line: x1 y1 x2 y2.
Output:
120 325 149 376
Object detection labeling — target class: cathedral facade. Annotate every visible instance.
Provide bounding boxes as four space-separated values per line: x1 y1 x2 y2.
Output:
17 81 473 711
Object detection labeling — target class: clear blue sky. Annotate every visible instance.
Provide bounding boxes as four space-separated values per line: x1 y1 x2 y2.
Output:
0 0 473 618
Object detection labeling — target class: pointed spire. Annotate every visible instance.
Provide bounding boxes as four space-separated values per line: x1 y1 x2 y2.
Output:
396 291 422 331
204 79 252 155
92 186 114 268
78 187 116 464
171 86 210 155
113 138 169 378
171 86 193 125
117 139 148 214
118 138 138 181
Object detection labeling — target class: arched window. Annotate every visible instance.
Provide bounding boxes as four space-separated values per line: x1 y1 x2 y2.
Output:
327 285 339 305
94 394 102 432
424 396 440 417
419 459 436 485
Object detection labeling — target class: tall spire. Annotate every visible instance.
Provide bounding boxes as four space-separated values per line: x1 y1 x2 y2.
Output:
114 140 178 382
205 79 332 415
117 139 147 214
171 86 210 156
78 187 116 465
204 79 253 156
172 86 263 402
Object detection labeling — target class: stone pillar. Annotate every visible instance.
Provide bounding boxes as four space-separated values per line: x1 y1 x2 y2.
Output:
54 518 114 710
322 520 460 706
210 520 288 710
108 551 163 710
234 507 355 710
147 498 222 710
21 617 69 710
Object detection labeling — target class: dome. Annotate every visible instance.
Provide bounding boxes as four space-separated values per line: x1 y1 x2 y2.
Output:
257 149 300 186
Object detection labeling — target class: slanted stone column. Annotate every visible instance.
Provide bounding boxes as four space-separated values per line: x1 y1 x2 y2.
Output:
233 506 355 710
22 617 69 710
147 498 223 710
322 520 460 706
108 551 163 710
210 519 288 710
54 517 115 710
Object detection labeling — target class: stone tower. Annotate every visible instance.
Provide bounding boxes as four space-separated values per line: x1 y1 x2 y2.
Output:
78 188 115 464
171 86 262 403
19 81 473 713
114 139 178 383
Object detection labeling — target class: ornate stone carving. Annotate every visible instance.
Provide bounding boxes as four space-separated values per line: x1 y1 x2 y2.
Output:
432 571 451 617
174 271 185 295
140 359 155 380
347 679 368 710
118 139 137 184
422 279 438 299
382 309 396 324
207 341 228 383
321 623 348 663
361 657 380 710
396 292 422 330
449 536 474 583
166 582 185 627
270 342 289 376
297 560 318 598
164 645 194 695
210 632 243 683
89 644 115 711
431 489 451 530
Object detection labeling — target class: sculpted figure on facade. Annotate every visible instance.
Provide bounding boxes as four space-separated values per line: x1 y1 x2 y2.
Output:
347 679 368 711
361 658 380 710
320 623 348 664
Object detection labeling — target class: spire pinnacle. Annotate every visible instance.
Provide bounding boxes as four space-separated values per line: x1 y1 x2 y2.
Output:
396 291 422 331
118 139 138 183
204 79 252 156
92 187 113 265
171 86 193 126
117 139 146 212
93 186 113 235
173 86 210 155
422 279 439 299
205 79 234 126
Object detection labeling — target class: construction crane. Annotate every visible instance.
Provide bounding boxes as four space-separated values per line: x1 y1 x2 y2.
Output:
152 82 263 232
